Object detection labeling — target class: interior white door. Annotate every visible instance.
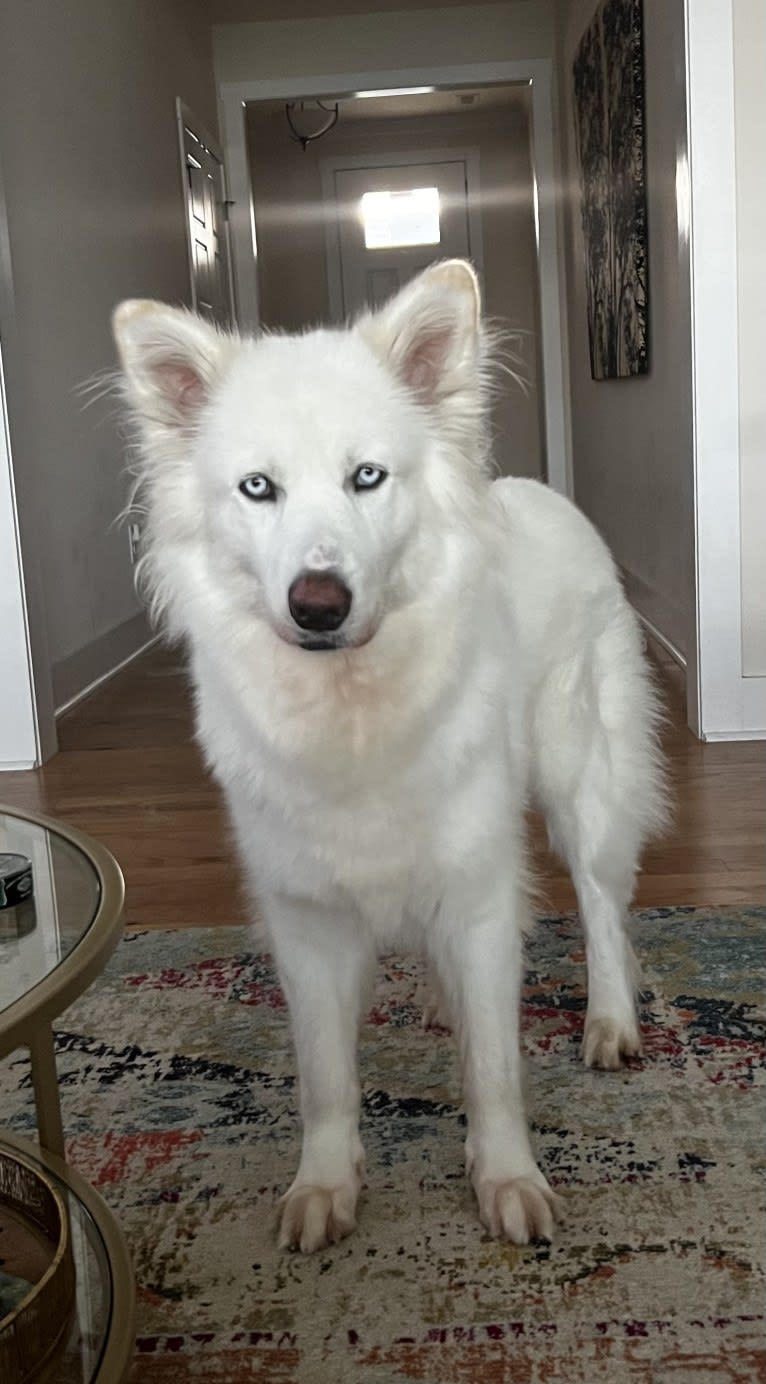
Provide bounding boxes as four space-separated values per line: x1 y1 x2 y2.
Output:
177 101 235 326
333 160 472 317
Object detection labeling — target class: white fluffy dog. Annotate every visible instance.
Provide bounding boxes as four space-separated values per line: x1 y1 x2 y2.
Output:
113 261 665 1253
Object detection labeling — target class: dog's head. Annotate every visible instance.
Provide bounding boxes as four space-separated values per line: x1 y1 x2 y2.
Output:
113 260 492 653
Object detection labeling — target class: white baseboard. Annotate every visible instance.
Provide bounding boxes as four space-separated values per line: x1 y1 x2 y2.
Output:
0 760 36 771
620 567 688 666
703 728 766 742
634 610 687 670
56 633 160 718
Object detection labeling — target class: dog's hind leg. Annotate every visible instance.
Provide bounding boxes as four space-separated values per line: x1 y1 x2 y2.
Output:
568 863 643 1070
533 608 666 1070
265 896 375 1252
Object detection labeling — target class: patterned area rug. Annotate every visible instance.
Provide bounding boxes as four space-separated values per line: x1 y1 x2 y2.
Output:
1 907 764 1382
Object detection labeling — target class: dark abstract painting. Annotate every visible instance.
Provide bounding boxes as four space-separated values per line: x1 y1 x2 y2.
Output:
573 0 648 380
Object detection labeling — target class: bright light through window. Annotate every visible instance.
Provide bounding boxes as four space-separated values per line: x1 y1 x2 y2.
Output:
361 187 441 249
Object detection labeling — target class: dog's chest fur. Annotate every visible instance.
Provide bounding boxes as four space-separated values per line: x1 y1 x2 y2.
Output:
192 615 522 928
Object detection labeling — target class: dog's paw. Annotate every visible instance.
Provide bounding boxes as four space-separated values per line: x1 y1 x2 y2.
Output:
582 1014 642 1070
421 995 452 1032
420 972 453 1032
475 1173 562 1245
277 1183 358 1253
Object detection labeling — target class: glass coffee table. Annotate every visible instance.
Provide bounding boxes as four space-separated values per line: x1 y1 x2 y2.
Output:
0 804 135 1382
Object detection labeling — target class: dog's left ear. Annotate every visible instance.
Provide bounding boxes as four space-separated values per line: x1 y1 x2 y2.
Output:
357 259 481 407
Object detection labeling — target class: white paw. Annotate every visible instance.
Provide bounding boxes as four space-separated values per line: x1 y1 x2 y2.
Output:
277 1182 358 1253
475 1172 562 1244
582 1013 642 1070
421 995 452 1032
420 972 452 1031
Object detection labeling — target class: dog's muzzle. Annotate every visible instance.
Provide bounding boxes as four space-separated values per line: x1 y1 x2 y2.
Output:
288 571 353 639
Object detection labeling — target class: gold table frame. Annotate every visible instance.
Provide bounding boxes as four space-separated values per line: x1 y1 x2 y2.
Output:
0 804 135 1382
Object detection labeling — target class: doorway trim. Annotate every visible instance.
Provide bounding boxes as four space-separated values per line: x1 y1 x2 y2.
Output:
0 337 39 768
219 59 571 497
319 146 485 324
684 0 766 739
0 143 57 768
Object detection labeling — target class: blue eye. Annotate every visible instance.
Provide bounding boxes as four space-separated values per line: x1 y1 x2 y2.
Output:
239 474 276 502
353 464 387 492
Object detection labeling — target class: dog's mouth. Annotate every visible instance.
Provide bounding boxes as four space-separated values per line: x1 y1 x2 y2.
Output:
274 624 378 653
298 635 346 653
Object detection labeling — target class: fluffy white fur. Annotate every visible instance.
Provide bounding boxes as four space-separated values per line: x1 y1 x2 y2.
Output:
112 261 666 1254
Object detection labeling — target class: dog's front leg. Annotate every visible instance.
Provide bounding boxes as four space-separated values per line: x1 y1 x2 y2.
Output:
433 878 561 1244
267 896 373 1253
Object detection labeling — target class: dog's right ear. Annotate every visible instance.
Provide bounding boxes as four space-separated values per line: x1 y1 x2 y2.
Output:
111 301 226 433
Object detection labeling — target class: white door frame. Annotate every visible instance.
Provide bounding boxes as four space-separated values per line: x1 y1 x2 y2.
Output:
0 338 40 769
219 59 571 498
685 0 766 739
319 146 485 323
0 145 56 769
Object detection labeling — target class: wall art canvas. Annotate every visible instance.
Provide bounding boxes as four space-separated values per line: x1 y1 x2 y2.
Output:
573 0 649 380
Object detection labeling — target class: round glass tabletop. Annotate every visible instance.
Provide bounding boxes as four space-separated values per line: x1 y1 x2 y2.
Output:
0 810 101 1018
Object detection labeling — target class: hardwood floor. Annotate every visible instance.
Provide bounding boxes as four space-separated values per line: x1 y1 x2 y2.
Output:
0 641 763 929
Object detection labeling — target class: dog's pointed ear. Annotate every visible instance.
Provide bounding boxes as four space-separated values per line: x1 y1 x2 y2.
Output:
357 259 481 406
111 301 226 432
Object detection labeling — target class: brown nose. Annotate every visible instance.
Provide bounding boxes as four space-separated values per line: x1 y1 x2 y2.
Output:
288 571 353 632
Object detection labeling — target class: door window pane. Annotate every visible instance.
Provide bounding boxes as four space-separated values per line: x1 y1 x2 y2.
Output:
360 187 441 249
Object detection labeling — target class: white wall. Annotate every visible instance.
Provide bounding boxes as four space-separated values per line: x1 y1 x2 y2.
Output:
554 0 694 661
213 3 555 83
733 0 766 677
248 97 544 479
0 0 218 724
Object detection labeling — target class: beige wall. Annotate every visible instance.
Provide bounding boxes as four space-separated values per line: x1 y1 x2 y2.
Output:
0 0 217 707
733 0 766 677
248 99 543 478
554 0 693 657
213 2 555 84
212 0 526 17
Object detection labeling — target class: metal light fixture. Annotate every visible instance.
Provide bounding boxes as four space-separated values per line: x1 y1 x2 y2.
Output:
285 100 339 151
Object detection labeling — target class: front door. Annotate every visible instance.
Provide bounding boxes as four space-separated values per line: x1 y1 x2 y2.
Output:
331 159 474 318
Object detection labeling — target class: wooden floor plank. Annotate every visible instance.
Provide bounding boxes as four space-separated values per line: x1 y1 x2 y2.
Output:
1 641 763 928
